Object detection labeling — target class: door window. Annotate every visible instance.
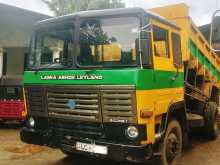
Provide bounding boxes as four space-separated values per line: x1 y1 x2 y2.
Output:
172 33 182 67
153 26 169 58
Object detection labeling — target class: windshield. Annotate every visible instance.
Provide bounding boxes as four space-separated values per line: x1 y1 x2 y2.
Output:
29 24 74 69
77 17 140 67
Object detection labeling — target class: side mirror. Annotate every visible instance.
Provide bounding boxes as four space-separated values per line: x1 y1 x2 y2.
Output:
54 58 61 63
0 48 3 79
210 10 220 51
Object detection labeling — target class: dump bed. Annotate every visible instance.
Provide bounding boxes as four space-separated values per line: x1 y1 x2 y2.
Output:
150 4 220 86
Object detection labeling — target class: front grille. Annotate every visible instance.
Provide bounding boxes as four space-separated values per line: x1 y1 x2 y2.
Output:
50 120 103 138
47 87 101 122
102 90 136 123
25 85 137 140
25 85 136 124
25 87 45 113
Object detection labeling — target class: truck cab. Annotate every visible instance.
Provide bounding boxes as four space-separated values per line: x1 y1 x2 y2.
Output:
21 5 220 165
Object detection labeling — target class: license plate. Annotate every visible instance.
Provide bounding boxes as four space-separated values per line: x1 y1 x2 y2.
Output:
76 142 108 155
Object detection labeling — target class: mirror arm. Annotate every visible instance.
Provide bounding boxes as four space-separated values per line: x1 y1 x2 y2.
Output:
140 23 152 31
139 32 143 69
210 9 220 52
138 23 152 69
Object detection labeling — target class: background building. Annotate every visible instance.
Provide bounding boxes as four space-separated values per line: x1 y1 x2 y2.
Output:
0 3 50 87
0 3 50 108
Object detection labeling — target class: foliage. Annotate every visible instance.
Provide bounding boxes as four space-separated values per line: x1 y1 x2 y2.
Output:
42 0 125 16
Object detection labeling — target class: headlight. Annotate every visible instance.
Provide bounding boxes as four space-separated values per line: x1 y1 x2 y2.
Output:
126 126 139 139
28 117 35 128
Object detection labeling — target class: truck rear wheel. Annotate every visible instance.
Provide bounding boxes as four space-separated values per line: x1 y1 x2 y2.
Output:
203 102 219 139
160 120 182 165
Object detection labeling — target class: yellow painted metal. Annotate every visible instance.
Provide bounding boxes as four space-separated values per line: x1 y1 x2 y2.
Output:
136 87 184 143
150 18 184 72
144 3 220 144
90 43 123 62
150 3 220 75
149 3 190 62
139 11 186 143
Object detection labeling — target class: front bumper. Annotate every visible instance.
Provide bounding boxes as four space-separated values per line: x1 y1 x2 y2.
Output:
20 127 153 163
20 128 53 146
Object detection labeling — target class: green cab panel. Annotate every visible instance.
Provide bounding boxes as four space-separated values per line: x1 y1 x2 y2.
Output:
23 69 184 90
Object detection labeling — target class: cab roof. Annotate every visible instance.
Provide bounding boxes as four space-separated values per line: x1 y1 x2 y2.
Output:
36 7 180 30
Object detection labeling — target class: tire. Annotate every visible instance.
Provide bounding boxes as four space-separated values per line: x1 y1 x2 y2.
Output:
160 120 182 165
0 120 5 126
203 102 219 139
19 120 26 126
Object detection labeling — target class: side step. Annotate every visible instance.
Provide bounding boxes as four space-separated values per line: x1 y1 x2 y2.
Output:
187 113 205 128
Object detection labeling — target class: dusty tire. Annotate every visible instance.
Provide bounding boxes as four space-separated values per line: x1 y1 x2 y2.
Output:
0 120 5 126
160 120 182 165
203 102 219 139
19 120 26 126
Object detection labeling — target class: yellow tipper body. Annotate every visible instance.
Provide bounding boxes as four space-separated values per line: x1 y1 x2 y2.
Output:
150 4 220 87
140 3 220 144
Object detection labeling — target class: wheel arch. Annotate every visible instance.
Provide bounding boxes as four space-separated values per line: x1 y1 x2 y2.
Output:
154 101 188 153
155 101 187 157
161 101 188 135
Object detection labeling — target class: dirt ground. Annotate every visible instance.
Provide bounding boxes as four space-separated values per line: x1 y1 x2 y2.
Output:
1 123 220 165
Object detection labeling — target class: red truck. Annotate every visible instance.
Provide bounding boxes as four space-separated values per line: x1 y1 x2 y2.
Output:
0 48 26 123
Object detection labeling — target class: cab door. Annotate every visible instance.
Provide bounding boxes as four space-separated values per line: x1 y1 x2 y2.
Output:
152 24 174 71
151 21 184 116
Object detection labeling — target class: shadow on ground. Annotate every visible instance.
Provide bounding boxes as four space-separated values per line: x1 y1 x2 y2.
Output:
47 149 162 165
49 156 157 165
48 133 217 165
0 122 219 165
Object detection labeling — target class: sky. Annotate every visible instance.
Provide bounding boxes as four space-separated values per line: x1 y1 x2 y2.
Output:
0 0 219 26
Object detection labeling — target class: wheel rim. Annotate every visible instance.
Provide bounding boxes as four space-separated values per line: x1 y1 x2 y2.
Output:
165 131 181 164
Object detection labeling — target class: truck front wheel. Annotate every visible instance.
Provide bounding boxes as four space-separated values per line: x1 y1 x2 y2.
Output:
160 120 182 165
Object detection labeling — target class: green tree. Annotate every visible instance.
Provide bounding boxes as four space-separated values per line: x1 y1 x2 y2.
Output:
88 0 125 10
42 0 125 16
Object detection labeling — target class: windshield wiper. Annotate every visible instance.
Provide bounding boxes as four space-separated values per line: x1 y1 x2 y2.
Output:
33 63 63 74
77 65 138 70
77 65 105 68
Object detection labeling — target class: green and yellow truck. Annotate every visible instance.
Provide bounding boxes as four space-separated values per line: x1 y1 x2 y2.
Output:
21 4 220 165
